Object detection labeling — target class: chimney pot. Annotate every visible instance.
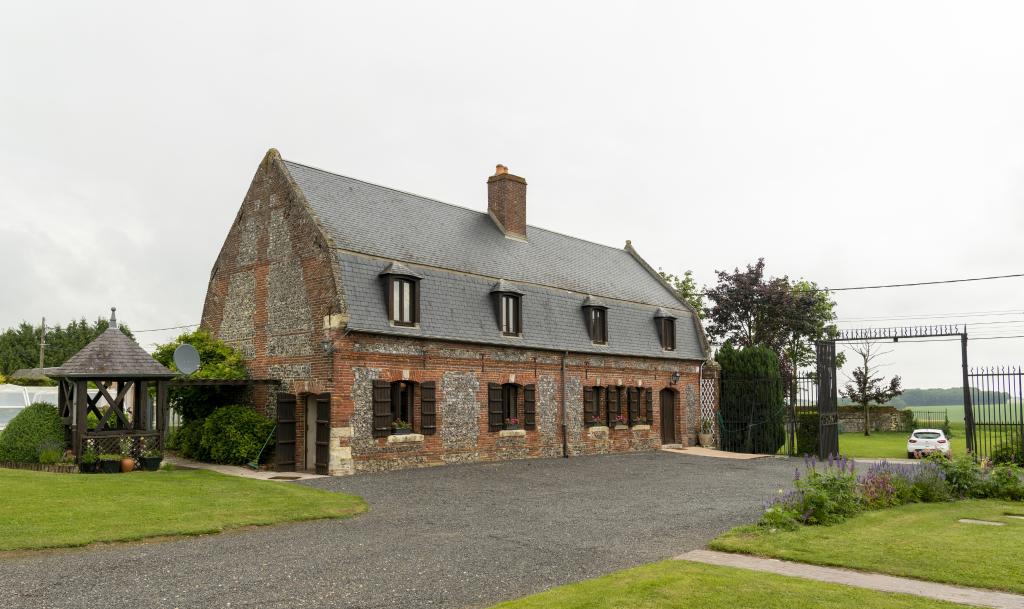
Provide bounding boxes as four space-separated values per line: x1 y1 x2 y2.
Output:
495 164 508 175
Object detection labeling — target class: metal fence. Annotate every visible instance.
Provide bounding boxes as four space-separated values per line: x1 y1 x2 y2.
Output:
968 366 1023 461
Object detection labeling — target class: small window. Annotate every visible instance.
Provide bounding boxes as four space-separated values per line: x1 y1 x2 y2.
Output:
584 386 605 426
390 277 418 326
501 294 521 335
390 381 415 429
660 318 676 350
502 383 519 426
590 308 607 344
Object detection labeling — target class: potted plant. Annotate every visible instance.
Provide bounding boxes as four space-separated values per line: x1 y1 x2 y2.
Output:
392 420 413 436
119 437 136 473
78 444 100 474
504 417 521 430
98 453 122 474
698 419 715 448
612 415 627 429
589 415 603 427
139 447 163 472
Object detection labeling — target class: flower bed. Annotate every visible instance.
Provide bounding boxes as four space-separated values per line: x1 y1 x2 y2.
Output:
1 461 78 474
760 454 1024 531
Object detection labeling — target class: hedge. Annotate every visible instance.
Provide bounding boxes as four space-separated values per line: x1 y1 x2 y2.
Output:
174 405 274 466
0 403 64 463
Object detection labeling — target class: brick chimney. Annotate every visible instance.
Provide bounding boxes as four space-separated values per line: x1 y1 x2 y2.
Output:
487 164 527 240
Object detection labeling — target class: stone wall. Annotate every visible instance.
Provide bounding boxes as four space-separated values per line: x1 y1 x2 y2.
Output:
837 406 901 433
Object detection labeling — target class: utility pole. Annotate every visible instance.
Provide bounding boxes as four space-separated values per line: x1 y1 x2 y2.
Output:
38 317 46 369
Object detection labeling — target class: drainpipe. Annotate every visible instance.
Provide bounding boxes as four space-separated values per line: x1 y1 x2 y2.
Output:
561 351 569 458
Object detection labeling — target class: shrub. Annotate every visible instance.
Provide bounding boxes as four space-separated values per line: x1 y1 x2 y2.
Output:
762 456 859 527
716 343 786 454
0 403 64 463
152 331 248 422
985 464 1024 501
932 454 985 498
796 412 819 456
175 419 208 461
990 441 1024 467
198 405 274 466
899 409 917 433
37 438 65 464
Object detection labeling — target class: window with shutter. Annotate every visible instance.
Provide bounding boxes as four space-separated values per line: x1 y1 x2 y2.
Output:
627 388 640 425
488 383 504 432
606 385 621 425
583 386 595 426
523 384 536 429
372 380 392 438
420 381 437 435
390 381 415 430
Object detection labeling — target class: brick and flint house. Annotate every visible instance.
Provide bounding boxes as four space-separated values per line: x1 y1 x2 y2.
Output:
200 149 711 474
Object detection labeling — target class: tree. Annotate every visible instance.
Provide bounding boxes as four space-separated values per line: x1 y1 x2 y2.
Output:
840 341 902 436
658 269 704 316
703 259 841 391
152 330 248 421
715 342 786 454
0 317 133 375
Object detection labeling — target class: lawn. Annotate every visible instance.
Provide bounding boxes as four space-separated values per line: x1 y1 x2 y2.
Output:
0 468 365 551
487 560 974 609
711 499 1024 594
838 431 968 459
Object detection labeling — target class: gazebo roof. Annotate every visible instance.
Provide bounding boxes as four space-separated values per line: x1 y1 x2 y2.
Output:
52 309 176 379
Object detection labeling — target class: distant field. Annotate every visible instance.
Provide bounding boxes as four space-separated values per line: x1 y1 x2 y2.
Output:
905 404 1022 425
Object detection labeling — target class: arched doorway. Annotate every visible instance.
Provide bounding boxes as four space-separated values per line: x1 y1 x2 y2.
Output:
660 388 677 444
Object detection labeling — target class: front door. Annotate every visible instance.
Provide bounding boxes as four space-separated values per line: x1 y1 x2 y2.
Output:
660 389 677 444
275 393 297 472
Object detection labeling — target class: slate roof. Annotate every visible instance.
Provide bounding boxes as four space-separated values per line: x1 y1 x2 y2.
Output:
9 367 62 380
52 327 176 378
283 158 706 360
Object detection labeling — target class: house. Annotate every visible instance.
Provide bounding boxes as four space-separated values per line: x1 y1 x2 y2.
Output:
200 149 711 474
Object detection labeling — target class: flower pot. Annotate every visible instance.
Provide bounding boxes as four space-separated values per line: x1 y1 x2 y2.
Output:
392 428 412 436
139 456 163 472
78 461 99 474
698 433 714 448
120 457 136 473
99 459 121 474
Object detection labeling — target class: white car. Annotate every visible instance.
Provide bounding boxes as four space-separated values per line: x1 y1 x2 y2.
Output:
907 429 950 459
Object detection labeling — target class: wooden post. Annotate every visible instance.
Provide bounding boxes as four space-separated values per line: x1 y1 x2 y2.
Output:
74 380 88 457
157 380 168 450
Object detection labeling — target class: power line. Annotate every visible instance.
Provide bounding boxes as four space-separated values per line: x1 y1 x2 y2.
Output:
133 323 199 333
837 309 1024 322
697 272 1024 296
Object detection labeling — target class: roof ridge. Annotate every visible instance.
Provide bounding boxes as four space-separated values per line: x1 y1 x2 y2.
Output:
282 158 635 257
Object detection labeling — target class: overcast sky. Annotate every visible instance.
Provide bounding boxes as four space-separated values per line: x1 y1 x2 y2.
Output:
1 1 1021 388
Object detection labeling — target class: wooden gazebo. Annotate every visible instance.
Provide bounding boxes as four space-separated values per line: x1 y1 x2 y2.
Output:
52 309 176 458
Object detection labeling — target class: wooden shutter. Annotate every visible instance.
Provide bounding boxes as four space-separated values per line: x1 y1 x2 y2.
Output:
628 388 640 424
606 385 619 424
644 388 654 422
583 386 595 424
372 380 392 438
420 381 437 435
488 383 504 431
523 384 536 429
275 392 297 471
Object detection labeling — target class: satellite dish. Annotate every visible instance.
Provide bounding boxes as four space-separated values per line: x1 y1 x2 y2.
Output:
173 344 201 375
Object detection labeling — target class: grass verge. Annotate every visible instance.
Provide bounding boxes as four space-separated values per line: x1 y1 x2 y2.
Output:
838 431 968 459
711 499 1024 593
0 467 365 551
488 560 974 609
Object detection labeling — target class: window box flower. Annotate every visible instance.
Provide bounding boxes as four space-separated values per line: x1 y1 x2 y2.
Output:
504 417 522 431
392 420 413 436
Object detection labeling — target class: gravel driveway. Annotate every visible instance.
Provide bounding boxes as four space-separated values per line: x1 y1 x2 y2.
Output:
0 452 795 609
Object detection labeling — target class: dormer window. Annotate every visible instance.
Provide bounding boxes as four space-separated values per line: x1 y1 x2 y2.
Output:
380 262 422 327
491 279 524 337
655 308 676 351
582 296 608 344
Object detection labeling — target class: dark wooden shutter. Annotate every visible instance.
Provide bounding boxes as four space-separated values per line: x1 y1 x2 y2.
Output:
583 386 595 424
644 388 654 422
523 384 536 429
275 392 297 472
372 380 392 438
628 388 640 425
420 381 437 435
315 393 331 475
488 383 504 431
606 385 619 424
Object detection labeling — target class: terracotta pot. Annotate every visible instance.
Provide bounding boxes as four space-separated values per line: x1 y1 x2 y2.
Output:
698 433 715 448
120 457 135 473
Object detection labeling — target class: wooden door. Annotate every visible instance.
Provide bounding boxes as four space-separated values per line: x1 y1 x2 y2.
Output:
660 389 677 444
276 393 297 472
314 393 331 475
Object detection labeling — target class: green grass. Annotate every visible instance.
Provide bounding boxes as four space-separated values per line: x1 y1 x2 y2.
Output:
711 499 1024 594
487 560 974 609
0 468 366 551
838 431 968 459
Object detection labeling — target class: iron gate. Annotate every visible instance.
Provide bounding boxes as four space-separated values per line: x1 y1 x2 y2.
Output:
967 366 1023 462
816 340 840 459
